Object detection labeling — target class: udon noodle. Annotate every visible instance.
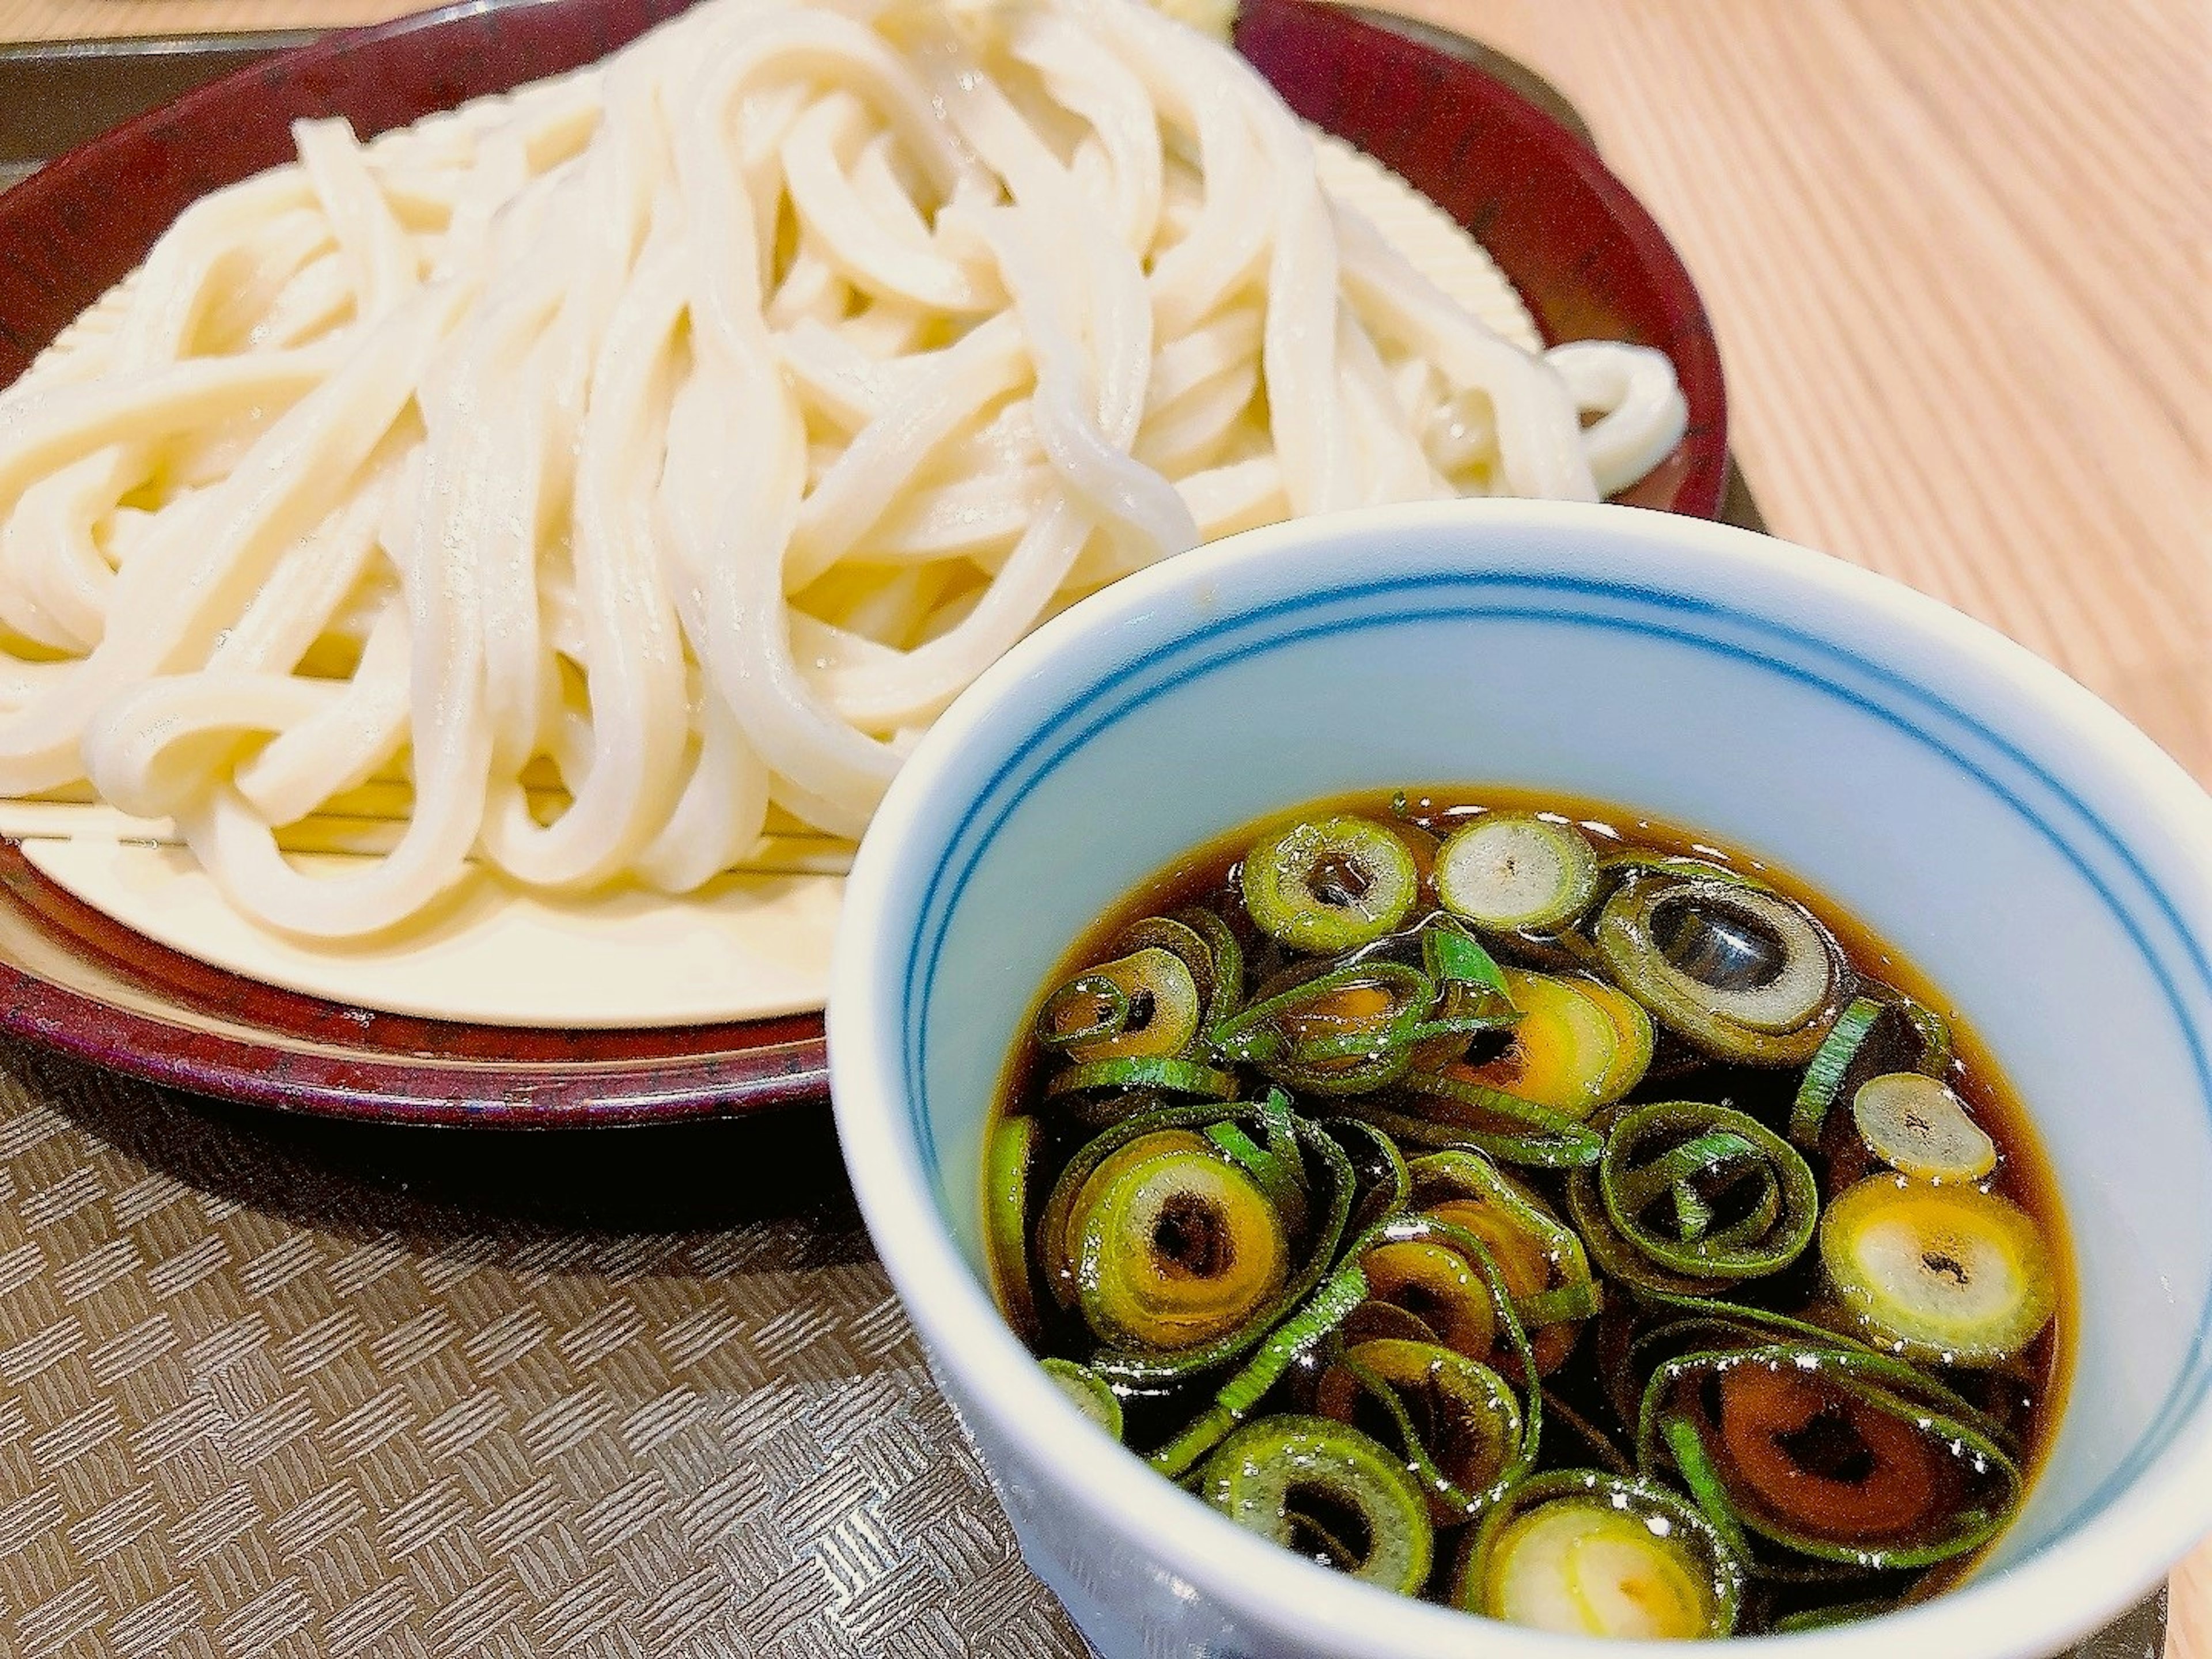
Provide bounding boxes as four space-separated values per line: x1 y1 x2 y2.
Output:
0 0 1687 939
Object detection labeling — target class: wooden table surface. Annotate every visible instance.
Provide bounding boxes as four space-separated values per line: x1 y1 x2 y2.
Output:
0 0 2206 1652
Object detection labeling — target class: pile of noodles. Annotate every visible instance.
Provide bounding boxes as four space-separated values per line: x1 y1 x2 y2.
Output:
0 0 1685 938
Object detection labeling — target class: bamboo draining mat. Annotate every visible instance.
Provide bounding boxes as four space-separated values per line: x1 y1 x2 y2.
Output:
0 1 2203 1655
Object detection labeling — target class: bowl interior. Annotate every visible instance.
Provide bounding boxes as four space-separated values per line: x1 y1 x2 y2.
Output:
855 502 2212 1622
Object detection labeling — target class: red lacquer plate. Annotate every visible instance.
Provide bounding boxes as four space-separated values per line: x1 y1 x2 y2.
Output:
0 0 1726 1125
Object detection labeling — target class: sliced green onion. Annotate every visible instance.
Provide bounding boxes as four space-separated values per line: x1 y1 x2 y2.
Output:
1566 1156 1730 1299
1850 980 1956 1081
1034 973 1130 1051
1071 948 1202 1063
1599 849 1775 893
1820 1176 2056 1365
1406 923 1519 1069
1409 1150 1598 1349
1432 969 1624 1120
1096 1115 1358 1387
1638 1344 2022 1567
1613 1289 2018 1466
1240 816 1418 954
986 1115 1041 1340
1205 1119 1308 1234
1598 1102 1820 1281
1574 977 1656 1105
1109 915 1218 1013
1035 1101 1251 1308
1146 1251 1374 1478
1384 1076 1604 1169
1624 1291 1880 1369
1046 1056 1238 1101
1067 1128 1289 1352
1355 1238 1497 1360
1040 1357 1123 1440
1436 813 1600 932
1413 1171 1593 1380
1421 915 1510 996
1512 1281 1603 1327
1851 1073 1997 1183
1484 927 1608 975
1316 1340 1525 1520
1340 1299 1444 1349
1788 994 1887 1146
1332 1094 1578 1166
1323 1115 1411 1234
1661 1412 1752 1560
1177 906 1247 1029
1596 878 1842 1065
1200 1415 1434 1592
1412 1214 1546 1452
1209 961 1434 1096
1459 1469 1743 1638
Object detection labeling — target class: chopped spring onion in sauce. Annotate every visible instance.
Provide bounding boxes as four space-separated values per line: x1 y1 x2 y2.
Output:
1819 1177 2056 1366
1241 816 1419 953
1040 1357 1124 1440
1852 1073 1998 1183
1054 947 1202 1063
1316 1338 1527 1518
1596 877 1841 1065
1463 1471 1743 1638
1066 1129 1290 1351
1201 1414 1435 1593
1446 969 1640 1119
1437 813 1600 932
989 793 2063 1638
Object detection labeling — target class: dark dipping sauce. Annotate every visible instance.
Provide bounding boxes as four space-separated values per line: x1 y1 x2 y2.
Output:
985 789 2069 1641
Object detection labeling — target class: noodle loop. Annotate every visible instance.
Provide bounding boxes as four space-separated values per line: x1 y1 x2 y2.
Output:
0 0 1687 939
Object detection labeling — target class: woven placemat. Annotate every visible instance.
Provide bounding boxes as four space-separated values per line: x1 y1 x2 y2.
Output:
0 1043 1081 1658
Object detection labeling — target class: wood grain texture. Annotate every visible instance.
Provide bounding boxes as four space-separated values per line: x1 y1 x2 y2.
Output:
0 0 2205 1650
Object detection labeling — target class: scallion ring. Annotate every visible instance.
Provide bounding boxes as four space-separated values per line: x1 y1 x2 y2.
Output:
1033 973 1129 1052
1458 1469 1744 1638
1200 1415 1434 1592
1787 994 1887 1146
1045 1055 1238 1102
1436 813 1600 932
1176 905 1246 1028
1040 1357 1124 1440
1093 1113 1358 1387
1819 1176 2055 1365
1067 1128 1290 1353
1851 1072 1997 1183
1240 816 1419 954
1408 1152 1599 1359
1597 1102 1820 1281
1336 1092 1603 1169
1145 1251 1376 1478
1354 1238 1497 1361
1430 969 1625 1120
986 1113 1041 1340
1638 1345 2022 1567
1315 1340 1525 1520
1596 877 1843 1065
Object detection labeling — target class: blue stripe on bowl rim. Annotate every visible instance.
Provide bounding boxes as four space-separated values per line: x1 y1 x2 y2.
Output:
896 568 2212 1557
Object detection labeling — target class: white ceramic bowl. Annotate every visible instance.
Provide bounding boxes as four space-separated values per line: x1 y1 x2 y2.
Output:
829 499 2212 1658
